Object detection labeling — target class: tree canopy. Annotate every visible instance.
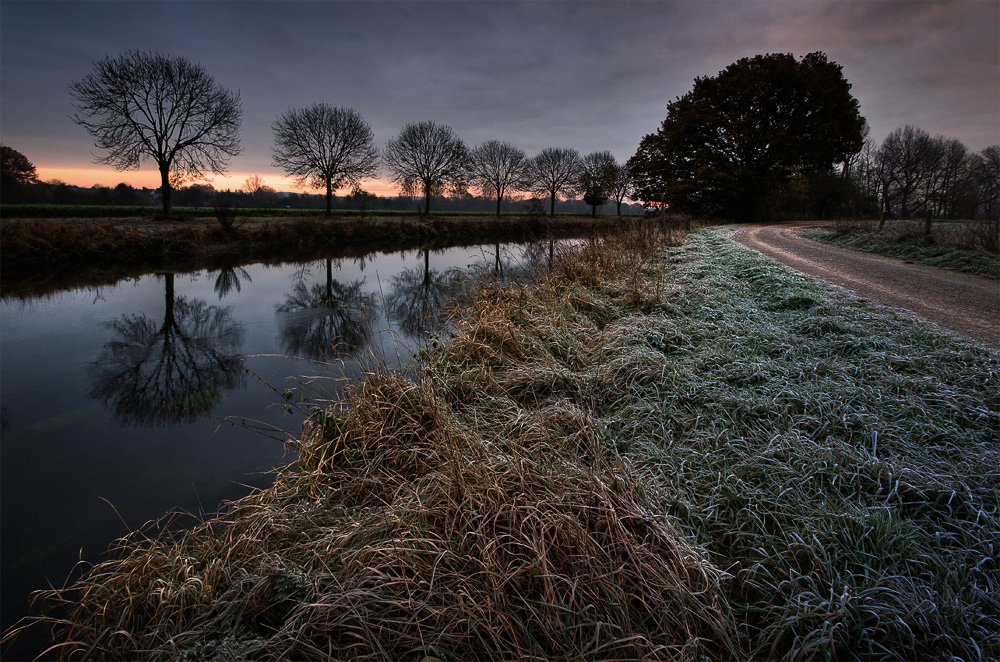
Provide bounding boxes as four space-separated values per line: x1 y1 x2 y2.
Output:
629 52 865 222
272 104 379 216
383 121 469 215
579 150 617 215
69 50 243 215
1 145 39 199
469 140 527 216
525 147 583 216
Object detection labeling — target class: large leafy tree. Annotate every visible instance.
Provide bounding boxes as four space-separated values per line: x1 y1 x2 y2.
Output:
629 52 864 222
70 50 242 215
272 104 379 216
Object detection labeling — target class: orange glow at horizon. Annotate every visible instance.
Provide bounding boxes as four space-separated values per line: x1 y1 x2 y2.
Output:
34 167 401 197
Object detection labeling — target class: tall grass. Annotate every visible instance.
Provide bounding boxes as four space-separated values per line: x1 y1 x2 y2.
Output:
9 220 998 660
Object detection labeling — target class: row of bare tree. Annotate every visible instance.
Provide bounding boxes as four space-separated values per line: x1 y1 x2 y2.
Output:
848 124 999 219
66 50 633 217
275 108 634 216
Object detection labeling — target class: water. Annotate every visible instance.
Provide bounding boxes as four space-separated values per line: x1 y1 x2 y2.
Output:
0 240 551 656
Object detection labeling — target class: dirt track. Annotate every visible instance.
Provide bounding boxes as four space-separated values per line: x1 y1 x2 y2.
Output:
732 224 1000 348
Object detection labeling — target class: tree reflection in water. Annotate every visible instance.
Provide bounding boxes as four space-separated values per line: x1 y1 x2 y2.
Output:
213 264 252 299
89 273 246 427
275 258 375 362
386 248 469 340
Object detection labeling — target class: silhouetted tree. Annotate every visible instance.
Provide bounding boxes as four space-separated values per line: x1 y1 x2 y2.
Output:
878 126 939 219
608 161 634 216
629 52 864 222
69 50 243 215
242 175 278 208
974 146 1000 219
1 145 39 201
579 151 617 215
89 273 245 427
525 147 583 216
272 104 379 216
469 140 527 216
384 121 469 215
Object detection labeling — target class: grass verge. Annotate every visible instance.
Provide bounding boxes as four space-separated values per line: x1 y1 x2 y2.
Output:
8 221 998 660
801 219 1000 280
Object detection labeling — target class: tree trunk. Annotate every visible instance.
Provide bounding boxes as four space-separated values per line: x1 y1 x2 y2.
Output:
550 192 556 216
159 164 172 216
496 195 502 216
162 272 175 331
423 183 432 215
325 179 333 216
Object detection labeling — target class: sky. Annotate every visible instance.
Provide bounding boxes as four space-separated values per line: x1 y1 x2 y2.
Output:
1 0 998 197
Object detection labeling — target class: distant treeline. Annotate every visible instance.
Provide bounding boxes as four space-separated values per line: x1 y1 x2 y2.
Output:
0 179 645 216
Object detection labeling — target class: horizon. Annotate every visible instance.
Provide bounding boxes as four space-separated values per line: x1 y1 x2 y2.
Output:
2 1 997 199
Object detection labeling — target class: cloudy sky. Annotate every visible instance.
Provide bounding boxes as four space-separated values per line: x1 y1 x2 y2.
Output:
1 0 997 195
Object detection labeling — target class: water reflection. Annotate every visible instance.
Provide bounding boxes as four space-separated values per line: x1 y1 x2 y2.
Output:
213 263 253 299
276 258 375 362
88 272 246 427
386 249 469 340
1 239 576 659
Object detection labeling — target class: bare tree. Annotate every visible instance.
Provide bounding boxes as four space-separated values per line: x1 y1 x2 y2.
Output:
272 104 379 216
879 125 937 218
469 140 527 215
383 121 469 215
242 175 278 208
69 50 242 216
974 146 1000 220
525 147 583 216
608 162 634 216
579 151 618 215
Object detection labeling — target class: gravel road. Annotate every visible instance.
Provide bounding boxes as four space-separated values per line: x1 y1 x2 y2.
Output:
732 224 1000 348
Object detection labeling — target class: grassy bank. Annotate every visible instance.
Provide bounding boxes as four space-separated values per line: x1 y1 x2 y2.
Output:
12 225 999 660
0 213 619 297
801 219 1000 280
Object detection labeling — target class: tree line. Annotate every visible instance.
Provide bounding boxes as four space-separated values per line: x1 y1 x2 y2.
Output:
43 50 633 217
847 124 999 220
7 49 996 223
628 52 999 222
0 156 644 215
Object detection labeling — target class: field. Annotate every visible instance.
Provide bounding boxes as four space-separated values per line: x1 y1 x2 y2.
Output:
8 223 999 660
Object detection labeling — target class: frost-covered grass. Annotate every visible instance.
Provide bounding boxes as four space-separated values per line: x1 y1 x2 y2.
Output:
802 219 1000 280
14 225 999 661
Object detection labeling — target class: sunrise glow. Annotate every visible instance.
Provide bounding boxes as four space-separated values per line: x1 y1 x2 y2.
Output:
34 166 401 197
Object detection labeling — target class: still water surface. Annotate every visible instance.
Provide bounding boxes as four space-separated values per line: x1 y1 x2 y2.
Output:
0 241 548 651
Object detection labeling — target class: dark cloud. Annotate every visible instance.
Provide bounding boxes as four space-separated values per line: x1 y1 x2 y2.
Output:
1 0 996 189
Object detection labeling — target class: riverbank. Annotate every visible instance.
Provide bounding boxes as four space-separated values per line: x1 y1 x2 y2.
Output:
10 225 998 660
0 212 622 297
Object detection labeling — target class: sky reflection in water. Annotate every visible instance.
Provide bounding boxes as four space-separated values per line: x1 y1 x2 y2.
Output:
0 240 555 647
